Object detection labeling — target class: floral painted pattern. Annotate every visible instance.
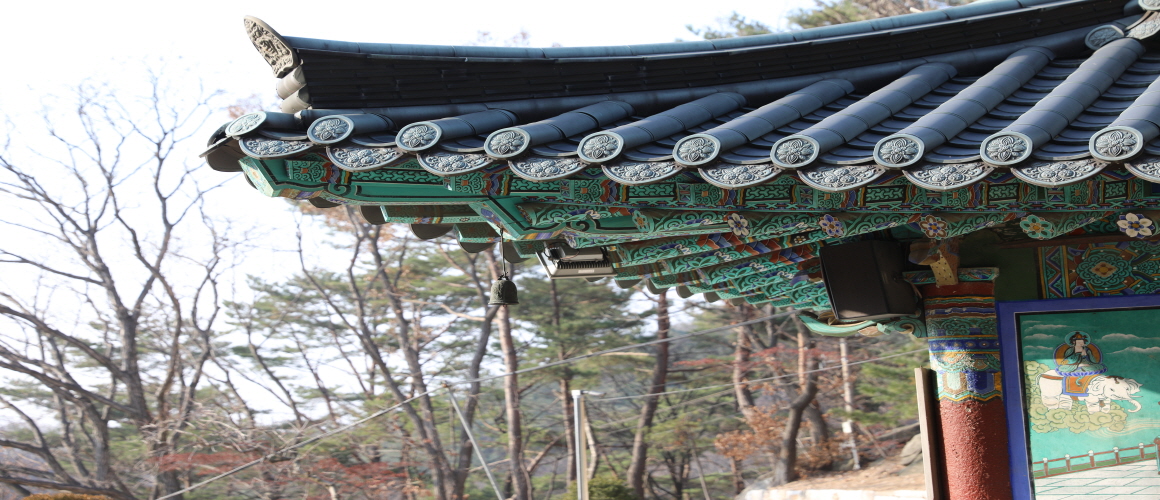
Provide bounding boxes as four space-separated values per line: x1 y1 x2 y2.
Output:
1116 213 1154 238
818 214 845 237
726 212 750 237
288 162 326 182
632 210 650 232
1019 214 1054 240
917 214 949 239
1076 252 1132 290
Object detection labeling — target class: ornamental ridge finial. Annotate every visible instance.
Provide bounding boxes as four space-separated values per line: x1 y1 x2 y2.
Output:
243 16 299 78
1128 11 1160 39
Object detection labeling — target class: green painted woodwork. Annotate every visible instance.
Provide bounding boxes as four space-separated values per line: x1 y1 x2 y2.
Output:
381 205 489 224
686 269 799 294
234 155 1156 308
799 314 872 337
509 240 549 258
1019 211 1113 240
901 267 1000 285
239 157 1160 224
454 223 501 243
631 209 728 234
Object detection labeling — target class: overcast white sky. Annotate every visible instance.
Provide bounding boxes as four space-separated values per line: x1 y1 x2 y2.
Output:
0 0 811 115
0 0 814 420
0 0 816 284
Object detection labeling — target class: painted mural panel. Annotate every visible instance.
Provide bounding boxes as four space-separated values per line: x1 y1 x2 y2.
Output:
1017 308 1160 497
1038 241 1160 298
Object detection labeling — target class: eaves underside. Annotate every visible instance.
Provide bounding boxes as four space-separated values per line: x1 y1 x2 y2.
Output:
211 0 1160 308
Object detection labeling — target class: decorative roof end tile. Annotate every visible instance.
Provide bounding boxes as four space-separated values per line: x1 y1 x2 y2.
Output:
980 132 1033 166
577 132 625 164
1090 126 1144 161
672 134 722 167
485 128 531 159
1086 25 1126 49
771 136 820 169
874 134 925 169
306 116 354 145
396 122 443 152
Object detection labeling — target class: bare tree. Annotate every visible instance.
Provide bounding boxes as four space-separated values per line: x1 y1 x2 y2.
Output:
770 317 821 485
0 79 228 499
627 289 670 499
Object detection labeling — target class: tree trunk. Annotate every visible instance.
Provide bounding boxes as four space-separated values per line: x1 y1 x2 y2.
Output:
803 403 830 445
364 230 454 500
628 289 670 499
451 251 501 500
550 280 579 485
770 320 819 486
498 304 531 500
730 458 746 494
732 305 759 421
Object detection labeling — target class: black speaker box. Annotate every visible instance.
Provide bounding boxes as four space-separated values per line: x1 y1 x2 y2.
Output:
818 240 916 322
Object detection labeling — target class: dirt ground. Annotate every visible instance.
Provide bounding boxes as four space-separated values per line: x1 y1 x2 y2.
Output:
781 456 926 492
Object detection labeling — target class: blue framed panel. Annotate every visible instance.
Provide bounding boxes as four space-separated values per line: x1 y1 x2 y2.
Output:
997 294 1160 500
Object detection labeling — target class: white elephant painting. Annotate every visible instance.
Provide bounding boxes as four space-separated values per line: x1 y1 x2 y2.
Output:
1036 370 1144 414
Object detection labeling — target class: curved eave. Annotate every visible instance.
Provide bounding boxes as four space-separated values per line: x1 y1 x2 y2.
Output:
255 0 1133 110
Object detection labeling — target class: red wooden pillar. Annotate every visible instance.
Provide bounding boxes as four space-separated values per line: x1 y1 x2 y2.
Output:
922 281 1012 500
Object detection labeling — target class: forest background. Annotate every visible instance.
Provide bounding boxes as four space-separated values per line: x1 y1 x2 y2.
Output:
0 0 969 498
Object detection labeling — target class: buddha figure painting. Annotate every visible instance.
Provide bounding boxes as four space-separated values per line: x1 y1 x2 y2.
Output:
1034 331 1141 412
1035 331 1140 415
1019 308 1160 495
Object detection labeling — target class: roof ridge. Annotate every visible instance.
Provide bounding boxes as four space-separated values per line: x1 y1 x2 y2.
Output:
256 0 1139 63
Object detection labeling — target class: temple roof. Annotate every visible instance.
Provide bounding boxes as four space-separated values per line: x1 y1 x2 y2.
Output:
208 0 1160 308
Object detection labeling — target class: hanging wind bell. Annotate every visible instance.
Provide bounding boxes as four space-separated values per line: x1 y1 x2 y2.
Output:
489 275 519 306
489 228 519 306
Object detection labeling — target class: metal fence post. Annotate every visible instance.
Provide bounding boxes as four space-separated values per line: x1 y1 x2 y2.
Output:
572 389 603 500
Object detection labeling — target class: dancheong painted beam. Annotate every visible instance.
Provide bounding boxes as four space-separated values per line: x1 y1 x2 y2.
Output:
208 0 1160 308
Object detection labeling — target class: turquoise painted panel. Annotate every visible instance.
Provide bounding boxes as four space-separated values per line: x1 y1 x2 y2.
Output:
1017 309 1160 492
